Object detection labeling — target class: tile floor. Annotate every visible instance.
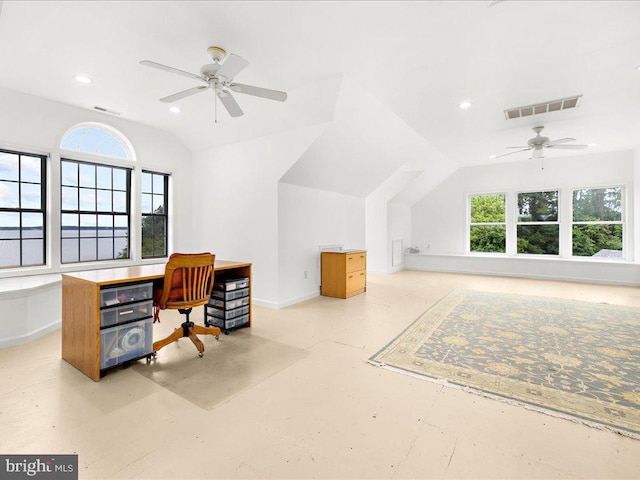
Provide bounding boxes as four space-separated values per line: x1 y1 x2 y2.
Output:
2 270 640 479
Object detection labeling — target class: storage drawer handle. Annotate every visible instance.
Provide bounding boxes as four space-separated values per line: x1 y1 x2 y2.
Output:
119 310 134 315
347 256 353 260
359 272 364 276
348 275 353 279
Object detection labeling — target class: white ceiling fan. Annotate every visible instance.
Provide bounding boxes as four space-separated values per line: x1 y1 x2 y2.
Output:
140 46 287 119
495 126 589 159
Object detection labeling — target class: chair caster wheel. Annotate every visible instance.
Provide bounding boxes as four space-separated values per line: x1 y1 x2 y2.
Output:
215 335 220 341
198 352 203 358
224 330 230 335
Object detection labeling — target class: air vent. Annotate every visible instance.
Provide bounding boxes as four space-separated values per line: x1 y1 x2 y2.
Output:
93 106 122 116
504 95 582 120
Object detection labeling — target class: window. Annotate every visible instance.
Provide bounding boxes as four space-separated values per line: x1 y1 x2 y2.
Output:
572 187 623 258
0 149 46 268
61 124 132 160
517 190 559 255
469 194 506 253
61 159 131 263
141 170 168 258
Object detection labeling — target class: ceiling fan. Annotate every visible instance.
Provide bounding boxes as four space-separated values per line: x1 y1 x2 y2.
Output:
495 126 589 159
140 46 287 119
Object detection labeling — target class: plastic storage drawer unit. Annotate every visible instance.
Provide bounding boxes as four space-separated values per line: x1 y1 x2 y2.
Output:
100 318 153 370
100 300 153 328
206 313 250 331
211 287 249 302
208 305 250 320
208 295 250 310
100 282 153 307
215 277 250 291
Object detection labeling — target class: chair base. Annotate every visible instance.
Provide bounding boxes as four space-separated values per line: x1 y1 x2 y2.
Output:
153 317 221 357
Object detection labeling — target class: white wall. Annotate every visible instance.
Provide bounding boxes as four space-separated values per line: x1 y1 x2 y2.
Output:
190 124 326 306
278 183 365 307
410 150 638 284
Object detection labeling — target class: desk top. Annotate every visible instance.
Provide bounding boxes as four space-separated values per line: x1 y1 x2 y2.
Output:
62 260 251 286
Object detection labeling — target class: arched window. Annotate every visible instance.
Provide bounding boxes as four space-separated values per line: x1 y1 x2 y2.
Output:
60 123 134 161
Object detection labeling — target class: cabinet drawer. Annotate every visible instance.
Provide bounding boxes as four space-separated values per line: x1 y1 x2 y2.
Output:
215 277 250 292
101 300 153 328
345 252 366 273
212 287 249 302
101 282 153 307
208 305 250 320
346 270 366 293
100 318 153 370
208 295 250 310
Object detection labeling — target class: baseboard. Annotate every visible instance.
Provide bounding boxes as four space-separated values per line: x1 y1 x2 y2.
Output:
253 290 320 310
0 319 61 349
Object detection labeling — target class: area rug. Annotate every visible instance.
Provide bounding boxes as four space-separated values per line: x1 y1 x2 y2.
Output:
369 289 640 438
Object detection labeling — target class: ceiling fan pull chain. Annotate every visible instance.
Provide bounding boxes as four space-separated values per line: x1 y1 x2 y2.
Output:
214 91 218 123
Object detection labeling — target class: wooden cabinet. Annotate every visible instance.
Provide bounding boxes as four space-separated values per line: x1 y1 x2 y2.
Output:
321 250 366 299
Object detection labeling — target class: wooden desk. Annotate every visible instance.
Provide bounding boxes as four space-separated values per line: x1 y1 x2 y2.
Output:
62 260 251 381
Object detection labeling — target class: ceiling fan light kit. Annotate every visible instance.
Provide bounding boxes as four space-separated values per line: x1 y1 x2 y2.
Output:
140 45 287 120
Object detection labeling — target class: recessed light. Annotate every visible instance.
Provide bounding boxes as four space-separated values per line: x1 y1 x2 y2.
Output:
74 75 92 84
458 101 472 109
588 143 597 147
635 65 640 71
489 155 497 159
169 106 181 114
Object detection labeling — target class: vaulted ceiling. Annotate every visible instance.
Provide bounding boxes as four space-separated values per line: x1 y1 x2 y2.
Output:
1 1 639 168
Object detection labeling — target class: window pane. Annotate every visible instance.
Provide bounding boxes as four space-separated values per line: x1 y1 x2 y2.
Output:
141 193 153 214
21 156 42 183
0 153 19 181
22 213 43 238
61 238 79 263
572 225 623 258
518 191 558 222
153 174 164 193
517 225 559 255
152 194 164 213
80 238 97 261
61 161 78 186
113 169 126 191
0 181 19 208
21 183 41 209
22 239 43 266
470 225 506 253
79 163 95 188
573 187 622 222
98 238 114 260
115 237 129 259
79 188 96 211
114 215 128 237
96 166 112 189
470 194 505 223
61 214 79 238
141 172 152 193
153 216 166 236
80 214 97 237
96 190 112 212
61 186 78 210
98 215 113 237
0 212 20 239
0 240 20 267
113 191 127 212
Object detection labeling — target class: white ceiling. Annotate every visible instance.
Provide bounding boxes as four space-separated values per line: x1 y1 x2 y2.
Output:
1 1 639 166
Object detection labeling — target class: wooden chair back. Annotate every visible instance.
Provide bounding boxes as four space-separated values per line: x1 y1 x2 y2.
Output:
157 253 216 310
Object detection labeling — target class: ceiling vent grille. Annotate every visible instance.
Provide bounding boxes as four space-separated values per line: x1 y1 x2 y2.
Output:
504 95 582 120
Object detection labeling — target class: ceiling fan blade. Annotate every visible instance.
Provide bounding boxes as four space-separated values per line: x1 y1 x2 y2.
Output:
217 91 244 117
546 144 589 150
160 85 209 103
216 53 249 80
547 137 576 145
494 148 532 158
229 83 288 102
140 60 205 82
505 146 529 149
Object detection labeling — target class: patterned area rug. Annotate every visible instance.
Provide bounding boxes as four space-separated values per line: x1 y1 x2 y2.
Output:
370 289 640 438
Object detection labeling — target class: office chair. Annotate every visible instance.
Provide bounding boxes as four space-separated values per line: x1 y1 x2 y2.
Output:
152 252 221 357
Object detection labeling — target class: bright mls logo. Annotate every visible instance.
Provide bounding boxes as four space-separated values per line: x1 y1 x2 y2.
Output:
1 455 77 479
